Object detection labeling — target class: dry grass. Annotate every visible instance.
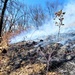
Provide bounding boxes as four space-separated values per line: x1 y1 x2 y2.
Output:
10 63 46 75
0 40 8 53
46 72 61 75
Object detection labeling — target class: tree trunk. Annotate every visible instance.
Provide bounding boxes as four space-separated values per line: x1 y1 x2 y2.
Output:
0 0 8 42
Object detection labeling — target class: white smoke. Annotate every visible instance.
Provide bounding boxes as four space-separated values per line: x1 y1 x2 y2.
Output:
61 0 75 32
10 0 75 43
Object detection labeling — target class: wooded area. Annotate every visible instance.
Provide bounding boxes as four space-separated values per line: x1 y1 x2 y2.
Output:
0 0 61 44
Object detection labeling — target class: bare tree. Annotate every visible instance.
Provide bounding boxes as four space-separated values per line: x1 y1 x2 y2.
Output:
0 0 27 44
6 0 24 32
46 1 60 20
0 0 8 42
29 5 45 29
20 4 30 28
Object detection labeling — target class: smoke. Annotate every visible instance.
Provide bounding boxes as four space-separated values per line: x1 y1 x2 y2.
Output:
61 0 75 32
10 20 57 43
10 0 75 43
53 0 75 33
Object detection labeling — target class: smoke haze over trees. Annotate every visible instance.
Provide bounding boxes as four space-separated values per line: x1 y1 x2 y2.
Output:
0 0 75 44
0 0 63 43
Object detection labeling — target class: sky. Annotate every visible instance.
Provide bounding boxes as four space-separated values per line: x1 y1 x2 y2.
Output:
20 0 66 8
21 0 65 5
10 0 75 43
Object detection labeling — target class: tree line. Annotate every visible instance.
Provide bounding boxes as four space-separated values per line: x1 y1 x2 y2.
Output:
0 0 62 43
